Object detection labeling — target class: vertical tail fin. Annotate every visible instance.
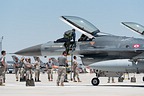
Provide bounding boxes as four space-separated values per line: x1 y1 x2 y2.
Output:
33 56 46 68
11 55 20 63
33 56 43 64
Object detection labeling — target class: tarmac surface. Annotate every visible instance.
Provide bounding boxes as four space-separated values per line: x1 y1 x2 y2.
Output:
1 72 144 96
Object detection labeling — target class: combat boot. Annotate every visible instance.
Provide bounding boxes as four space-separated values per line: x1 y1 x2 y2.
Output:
73 78 77 82
61 82 64 86
0 83 5 86
112 77 115 83
16 77 18 81
3 78 5 83
107 77 110 83
57 82 59 86
78 78 81 82
74 80 77 82
0 81 5 86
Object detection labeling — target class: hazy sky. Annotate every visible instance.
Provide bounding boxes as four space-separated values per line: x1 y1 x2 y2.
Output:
0 0 144 60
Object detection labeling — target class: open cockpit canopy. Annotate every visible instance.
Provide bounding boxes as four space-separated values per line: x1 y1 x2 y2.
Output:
60 16 101 39
121 22 144 35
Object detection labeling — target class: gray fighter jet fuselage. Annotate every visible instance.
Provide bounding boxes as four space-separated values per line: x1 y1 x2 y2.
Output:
15 35 144 66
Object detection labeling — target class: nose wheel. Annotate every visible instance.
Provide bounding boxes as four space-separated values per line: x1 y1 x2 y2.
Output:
91 78 100 86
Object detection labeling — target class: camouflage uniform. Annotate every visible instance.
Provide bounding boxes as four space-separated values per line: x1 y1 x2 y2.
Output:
0 64 4 85
63 29 76 54
24 58 33 80
0 51 7 85
46 59 53 81
57 66 66 86
34 59 41 82
57 55 67 86
73 56 81 82
14 61 21 81
19 59 25 81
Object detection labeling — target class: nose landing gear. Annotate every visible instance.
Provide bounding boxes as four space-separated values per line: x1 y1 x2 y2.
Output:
91 77 100 86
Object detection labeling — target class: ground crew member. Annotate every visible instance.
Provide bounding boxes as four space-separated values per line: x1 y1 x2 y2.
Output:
63 29 76 54
46 58 53 81
0 50 7 85
24 58 33 80
13 57 21 81
64 63 69 82
73 56 81 82
19 57 26 81
34 57 41 82
107 77 115 83
57 51 68 86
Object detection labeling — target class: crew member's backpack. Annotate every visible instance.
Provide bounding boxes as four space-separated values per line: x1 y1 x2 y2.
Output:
64 30 72 40
26 78 35 86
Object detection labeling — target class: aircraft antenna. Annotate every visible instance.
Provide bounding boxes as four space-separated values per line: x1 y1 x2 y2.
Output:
0 36 3 52
0 36 3 42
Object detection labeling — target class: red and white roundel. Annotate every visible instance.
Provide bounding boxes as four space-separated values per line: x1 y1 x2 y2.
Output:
133 44 140 48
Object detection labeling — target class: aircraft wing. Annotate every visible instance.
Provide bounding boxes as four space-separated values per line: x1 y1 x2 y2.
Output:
79 42 144 53
132 52 144 59
79 45 144 66
33 56 44 65
80 48 144 53
33 56 38 61
121 22 144 35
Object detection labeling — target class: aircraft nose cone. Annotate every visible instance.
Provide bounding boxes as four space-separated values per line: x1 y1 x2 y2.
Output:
14 44 42 56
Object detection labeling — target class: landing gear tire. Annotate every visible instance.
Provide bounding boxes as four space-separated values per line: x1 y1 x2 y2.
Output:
130 77 136 82
91 78 100 86
118 77 124 82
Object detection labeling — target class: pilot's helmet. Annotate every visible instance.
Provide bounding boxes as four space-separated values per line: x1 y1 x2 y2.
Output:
72 29 75 32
